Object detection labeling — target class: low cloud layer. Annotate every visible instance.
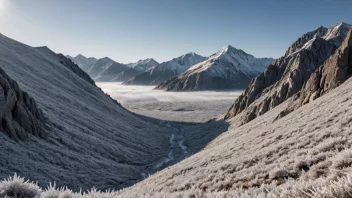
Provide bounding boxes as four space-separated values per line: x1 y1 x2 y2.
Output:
97 83 242 104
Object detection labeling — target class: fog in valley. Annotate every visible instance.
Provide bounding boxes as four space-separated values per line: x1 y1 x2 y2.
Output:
97 82 243 122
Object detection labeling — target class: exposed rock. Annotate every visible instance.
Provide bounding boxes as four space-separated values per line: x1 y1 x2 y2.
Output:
225 37 336 122
300 28 352 105
0 66 46 140
225 23 351 123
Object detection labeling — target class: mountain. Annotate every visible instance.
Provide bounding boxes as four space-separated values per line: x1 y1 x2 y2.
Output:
66 54 97 73
127 58 159 72
68 56 158 82
111 58 160 82
89 57 130 81
297 27 352 109
123 53 207 85
156 45 273 91
225 22 351 123
0 33 170 190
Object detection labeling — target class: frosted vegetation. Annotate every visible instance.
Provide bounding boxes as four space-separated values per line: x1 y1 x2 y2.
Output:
0 33 171 191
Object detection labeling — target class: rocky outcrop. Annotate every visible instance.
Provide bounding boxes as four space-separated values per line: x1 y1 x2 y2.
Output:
0 67 46 140
225 23 351 123
300 28 352 105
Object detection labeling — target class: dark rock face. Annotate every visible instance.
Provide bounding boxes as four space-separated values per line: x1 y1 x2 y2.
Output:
300 28 352 105
0 67 46 140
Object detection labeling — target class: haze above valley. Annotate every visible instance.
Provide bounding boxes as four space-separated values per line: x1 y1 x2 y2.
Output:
97 83 242 122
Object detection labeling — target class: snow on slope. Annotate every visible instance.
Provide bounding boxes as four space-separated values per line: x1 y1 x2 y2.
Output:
127 58 159 72
88 57 130 81
156 45 273 91
68 56 158 82
123 53 206 85
0 33 171 191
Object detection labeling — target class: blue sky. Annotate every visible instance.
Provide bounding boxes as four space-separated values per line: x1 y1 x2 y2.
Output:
0 0 351 63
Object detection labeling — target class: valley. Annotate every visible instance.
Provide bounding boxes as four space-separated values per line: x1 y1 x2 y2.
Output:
97 83 242 123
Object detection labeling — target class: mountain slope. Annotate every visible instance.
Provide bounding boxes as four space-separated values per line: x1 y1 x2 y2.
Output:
127 58 159 72
0 33 170 190
68 56 159 82
123 53 206 85
111 59 159 82
225 22 351 123
88 57 130 81
156 46 273 91
66 54 97 73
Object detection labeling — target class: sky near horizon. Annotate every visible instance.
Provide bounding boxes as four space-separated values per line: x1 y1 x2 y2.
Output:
0 0 351 63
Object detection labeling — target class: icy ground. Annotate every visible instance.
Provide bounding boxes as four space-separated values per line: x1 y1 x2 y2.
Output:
97 82 242 123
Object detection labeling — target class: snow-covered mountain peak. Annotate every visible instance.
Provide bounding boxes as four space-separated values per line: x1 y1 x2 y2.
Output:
323 22 351 46
129 58 158 66
99 57 115 63
156 46 273 91
219 45 251 57
337 22 352 29
127 58 159 72
179 52 204 60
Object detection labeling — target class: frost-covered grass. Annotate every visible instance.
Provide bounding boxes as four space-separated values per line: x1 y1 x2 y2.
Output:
0 33 171 191
118 77 352 195
3 172 352 198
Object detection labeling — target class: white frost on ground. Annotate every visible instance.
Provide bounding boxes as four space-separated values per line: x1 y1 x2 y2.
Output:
117 75 352 196
0 33 171 191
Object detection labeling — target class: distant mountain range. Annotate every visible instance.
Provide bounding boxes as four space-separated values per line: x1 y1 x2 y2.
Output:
123 52 207 85
156 46 273 91
68 49 273 91
66 55 159 82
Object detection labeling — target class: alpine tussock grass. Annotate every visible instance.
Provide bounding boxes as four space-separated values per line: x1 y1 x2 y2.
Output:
2 172 352 198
